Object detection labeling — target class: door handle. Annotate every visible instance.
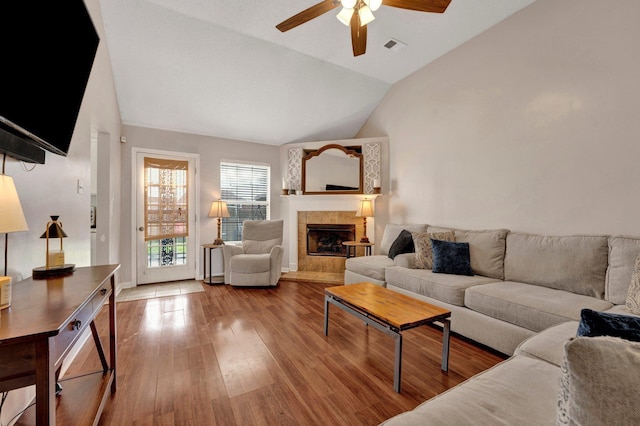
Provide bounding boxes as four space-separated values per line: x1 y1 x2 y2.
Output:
138 226 145 232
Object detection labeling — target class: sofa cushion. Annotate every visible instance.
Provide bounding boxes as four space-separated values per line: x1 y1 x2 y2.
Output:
627 254 640 314
344 255 393 282
606 235 640 304
426 225 454 233
515 321 579 367
381 356 560 426
392 252 418 269
431 239 473 276
454 229 509 280
380 224 428 256
558 336 640 426
384 266 498 306
464 281 614 332
504 233 608 298
606 304 640 317
387 229 414 259
412 231 455 269
577 308 640 342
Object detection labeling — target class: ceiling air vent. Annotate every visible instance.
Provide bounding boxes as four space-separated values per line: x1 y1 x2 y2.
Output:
384 38 407 52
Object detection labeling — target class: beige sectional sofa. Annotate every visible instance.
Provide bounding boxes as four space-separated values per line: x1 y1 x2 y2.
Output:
382 311 640 425
345 224 636 355
344 224 640 424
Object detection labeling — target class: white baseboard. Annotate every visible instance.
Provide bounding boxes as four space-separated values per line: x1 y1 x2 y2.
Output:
117 281 132 294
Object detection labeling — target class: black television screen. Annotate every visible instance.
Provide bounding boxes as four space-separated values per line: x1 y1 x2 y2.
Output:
0 1 99 159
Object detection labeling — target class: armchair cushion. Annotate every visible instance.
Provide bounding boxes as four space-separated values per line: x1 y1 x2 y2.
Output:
230 253 272 274
243 238 281 254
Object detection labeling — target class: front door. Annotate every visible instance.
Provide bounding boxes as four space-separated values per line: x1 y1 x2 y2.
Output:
135 151 197 284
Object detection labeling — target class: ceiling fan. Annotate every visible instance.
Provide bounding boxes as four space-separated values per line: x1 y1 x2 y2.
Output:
276 0 452 57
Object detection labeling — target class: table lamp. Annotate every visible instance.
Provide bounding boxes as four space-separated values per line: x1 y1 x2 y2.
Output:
32 215 76 278
356 198 374 243
0 174 29 309
208 200 230 245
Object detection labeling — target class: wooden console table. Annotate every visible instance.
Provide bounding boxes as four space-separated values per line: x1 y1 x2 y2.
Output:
0 264 120 425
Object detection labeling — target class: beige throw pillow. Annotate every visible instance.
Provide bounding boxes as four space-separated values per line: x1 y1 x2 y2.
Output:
411 231 455 269
626 254 640 315
558 336 640 426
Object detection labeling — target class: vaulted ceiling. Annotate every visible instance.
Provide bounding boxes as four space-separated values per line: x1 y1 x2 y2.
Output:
99 0 536 145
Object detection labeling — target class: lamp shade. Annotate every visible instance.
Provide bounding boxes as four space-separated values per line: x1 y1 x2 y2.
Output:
208 200 230 218
356 199 374 217
0 175 28 233
358 5 375 26
39 216 68 239
365 0 382 11
336 7 354 26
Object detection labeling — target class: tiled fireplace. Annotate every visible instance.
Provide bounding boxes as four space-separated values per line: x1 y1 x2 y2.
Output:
282 195 376 273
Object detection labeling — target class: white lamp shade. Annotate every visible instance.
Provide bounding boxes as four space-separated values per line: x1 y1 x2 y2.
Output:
358 5 375 26
356 199 374 217
365 0 382 11
342 0 357 8
0 175 28 233
208 200 230 218
336 7 354 26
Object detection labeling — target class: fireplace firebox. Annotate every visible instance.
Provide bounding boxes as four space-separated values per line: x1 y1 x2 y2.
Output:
307 224 356 257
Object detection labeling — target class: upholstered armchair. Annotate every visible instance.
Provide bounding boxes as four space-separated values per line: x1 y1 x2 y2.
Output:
221 220 284 287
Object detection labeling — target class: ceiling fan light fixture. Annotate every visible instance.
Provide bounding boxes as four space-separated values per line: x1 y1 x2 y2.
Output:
358 5 375 26
365 0 382 12
336 7 354 26
342 0 357 8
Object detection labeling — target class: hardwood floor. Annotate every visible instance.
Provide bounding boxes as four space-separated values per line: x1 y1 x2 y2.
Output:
65 280 506 425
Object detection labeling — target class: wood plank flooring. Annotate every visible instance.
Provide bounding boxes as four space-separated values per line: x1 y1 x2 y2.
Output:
65 280 506 425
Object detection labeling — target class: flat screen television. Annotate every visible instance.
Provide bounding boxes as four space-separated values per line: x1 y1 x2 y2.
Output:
0 1 100 163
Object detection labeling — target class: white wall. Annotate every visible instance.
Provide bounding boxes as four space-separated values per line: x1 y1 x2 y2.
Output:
0 0 122 423
119 125 282 286
357 0 640 236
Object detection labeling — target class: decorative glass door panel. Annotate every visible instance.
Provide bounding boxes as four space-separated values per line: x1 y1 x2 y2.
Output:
136 152 196 284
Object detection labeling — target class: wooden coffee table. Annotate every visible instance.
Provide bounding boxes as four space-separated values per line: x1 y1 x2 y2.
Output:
324 282 451 393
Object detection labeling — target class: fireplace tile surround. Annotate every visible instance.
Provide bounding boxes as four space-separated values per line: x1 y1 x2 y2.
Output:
298 211 362 273
282 194 377 273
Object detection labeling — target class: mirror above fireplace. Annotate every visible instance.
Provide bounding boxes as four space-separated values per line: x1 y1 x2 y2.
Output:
302 144 363 194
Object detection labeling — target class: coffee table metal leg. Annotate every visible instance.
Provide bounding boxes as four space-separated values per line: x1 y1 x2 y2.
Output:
394 332 402 393
324 295 330 336
442 318 451 372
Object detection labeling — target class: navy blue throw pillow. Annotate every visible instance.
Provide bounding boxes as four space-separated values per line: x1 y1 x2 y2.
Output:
430 239 473 276
388 229 415 259
577 308 640 342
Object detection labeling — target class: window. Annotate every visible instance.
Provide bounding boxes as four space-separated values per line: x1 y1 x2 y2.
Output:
220 161 270 242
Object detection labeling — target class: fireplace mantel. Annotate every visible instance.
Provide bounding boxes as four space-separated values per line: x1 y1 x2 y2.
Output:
281 194 379 271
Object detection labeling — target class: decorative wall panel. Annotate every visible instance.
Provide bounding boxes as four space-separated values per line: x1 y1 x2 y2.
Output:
287 148 303 191
363 143 381 194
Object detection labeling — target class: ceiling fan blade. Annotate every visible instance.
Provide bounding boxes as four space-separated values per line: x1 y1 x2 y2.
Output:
383 0 452 13
350 11 367 57
276 0 340 32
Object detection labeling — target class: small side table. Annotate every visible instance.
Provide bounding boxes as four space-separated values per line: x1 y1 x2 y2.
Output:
343 241 374 258
202 243 224 285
